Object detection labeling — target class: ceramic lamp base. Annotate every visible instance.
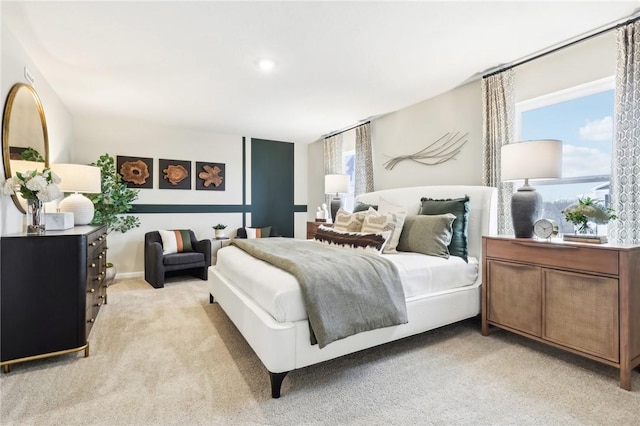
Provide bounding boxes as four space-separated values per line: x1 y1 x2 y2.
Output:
511 187 542 238
59 193 95 226
330 197 342 223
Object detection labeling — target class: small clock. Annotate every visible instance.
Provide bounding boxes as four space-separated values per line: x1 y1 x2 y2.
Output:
533 218 559 240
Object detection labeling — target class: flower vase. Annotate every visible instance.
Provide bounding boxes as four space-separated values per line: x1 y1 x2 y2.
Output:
27 199 46 235
575 221 597 236
215 229 225 239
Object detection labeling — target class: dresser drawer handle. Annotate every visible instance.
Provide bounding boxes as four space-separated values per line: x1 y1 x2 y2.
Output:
90 263 96 268
88 288 95 293
97 276 103 281
90 242 97 246
513 242 577 249
88 318 95 323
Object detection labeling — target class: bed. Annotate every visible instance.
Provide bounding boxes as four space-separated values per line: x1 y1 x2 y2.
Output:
207 185 497 397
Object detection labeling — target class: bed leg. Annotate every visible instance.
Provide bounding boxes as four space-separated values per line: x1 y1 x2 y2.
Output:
269 371 289 398
209 294 215 304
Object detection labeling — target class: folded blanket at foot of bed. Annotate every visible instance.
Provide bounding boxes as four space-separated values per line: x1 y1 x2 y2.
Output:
231 238 407 348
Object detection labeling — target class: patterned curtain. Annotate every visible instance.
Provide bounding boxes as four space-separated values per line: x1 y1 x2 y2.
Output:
355 122 374 196
482 69 515 235
610 20 640 244
324 133 343 205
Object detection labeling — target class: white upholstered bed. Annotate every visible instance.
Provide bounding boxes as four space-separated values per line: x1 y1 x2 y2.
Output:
207 185 497 397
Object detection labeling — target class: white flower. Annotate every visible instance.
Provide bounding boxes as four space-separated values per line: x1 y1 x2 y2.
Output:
37 184 62 202
49 170 62 185
2 177 20 195
25 175 48 192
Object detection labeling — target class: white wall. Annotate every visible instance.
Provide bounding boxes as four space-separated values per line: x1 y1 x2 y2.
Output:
307 31 616 203
372 80 483 190
73 117 308 276
1 24 74 236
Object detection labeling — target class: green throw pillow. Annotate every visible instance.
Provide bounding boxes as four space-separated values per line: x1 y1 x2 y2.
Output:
419 196 470 262
353 202 378 213
397 214 456 258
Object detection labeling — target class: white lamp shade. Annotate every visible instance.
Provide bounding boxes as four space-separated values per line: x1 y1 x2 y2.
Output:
501 139 562 181
324 174 349 194
9 159 46 174
51 163 101 193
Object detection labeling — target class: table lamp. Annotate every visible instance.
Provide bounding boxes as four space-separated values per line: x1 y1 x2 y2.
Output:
52 163 102 225
501 139 562 238
324 174 349 223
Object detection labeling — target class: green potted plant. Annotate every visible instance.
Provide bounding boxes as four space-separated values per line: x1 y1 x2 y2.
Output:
563 197 617 235
213 223 227 239
86 153 141 284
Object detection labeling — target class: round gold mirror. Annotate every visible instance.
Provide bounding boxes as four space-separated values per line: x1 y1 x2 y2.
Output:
2 83 50 213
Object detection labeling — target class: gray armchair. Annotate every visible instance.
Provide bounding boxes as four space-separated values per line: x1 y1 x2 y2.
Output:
144 230 211 288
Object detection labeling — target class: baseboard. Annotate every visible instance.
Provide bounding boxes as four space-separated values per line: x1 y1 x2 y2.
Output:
116 271 144 279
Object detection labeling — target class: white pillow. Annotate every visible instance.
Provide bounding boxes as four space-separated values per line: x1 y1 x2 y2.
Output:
333 208 368 232
158 230 177 254
362 206 406 254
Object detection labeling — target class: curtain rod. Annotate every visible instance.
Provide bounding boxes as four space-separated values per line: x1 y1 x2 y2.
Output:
322 120 371 139
483 14 640 79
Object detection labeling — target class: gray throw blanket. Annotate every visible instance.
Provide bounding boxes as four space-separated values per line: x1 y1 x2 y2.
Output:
231 238 408 348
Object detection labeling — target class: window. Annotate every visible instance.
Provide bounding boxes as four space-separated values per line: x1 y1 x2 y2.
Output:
516 77 615 233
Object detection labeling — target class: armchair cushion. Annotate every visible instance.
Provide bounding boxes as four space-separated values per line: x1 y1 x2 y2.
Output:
158 229 194 254
163 252 205 266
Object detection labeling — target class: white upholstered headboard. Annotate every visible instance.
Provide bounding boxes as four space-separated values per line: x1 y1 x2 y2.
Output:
355 185 497 261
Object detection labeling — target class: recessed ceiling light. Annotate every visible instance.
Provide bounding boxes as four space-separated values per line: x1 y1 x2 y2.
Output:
258 59 275 72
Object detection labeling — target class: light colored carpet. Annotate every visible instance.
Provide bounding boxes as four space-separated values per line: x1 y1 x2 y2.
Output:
1 277 639 425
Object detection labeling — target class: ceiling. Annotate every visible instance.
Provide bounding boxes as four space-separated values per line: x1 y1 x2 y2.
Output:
2 1 639 144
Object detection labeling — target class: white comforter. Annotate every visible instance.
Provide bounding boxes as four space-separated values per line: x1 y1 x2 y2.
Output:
215 243 478 323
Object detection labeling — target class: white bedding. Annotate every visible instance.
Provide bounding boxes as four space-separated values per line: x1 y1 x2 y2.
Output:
215 242 478 323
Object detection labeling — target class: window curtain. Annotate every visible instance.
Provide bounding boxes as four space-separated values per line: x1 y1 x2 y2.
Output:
610 20 640 244
482 69 515 235
355 122 374 196
324 133 343 205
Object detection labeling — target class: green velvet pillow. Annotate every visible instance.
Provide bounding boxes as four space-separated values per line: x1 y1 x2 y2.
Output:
397 214 456 258
419 196 470 262
353 202 378 213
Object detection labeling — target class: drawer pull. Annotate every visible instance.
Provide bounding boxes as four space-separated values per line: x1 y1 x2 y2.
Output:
98 255 103 259
96 303 102 307
97 276 103 281
90 263 96 268
88 318 95 323
89 288 95 293
90 242 96 246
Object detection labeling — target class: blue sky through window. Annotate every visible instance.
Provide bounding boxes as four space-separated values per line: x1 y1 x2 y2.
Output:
520 89 614 201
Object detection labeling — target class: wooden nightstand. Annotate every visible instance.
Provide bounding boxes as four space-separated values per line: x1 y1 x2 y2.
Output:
306 221 331 239
481 235 640 390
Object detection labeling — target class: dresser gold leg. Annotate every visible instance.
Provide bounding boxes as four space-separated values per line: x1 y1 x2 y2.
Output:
2 364 10 373
84 343 90 358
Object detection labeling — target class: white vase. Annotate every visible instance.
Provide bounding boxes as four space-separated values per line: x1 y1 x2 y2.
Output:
105 265 116 286
214 229 225 239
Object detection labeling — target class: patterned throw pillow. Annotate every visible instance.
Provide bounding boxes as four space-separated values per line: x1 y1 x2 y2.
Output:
158 229 194 255
361 208 405 254
333 208 368 232
419 196 470 262
246 226 272 239
314 225 389 254
397 214 456 258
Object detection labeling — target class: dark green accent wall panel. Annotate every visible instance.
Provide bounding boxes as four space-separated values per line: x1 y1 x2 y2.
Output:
251 138 294 237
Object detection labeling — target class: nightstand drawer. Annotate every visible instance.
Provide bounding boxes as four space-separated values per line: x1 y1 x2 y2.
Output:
485 238 619 276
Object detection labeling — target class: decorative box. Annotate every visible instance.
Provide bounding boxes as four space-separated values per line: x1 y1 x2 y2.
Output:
44 212 74 230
